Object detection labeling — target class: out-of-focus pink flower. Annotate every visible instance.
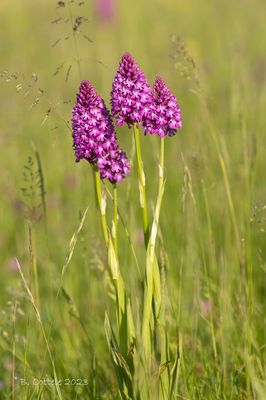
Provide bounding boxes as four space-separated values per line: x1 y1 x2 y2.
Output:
95 0 115 24
199 299 213 316
64 174 77 189
7 258 18 272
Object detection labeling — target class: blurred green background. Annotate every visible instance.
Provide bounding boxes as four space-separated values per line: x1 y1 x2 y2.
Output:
0 0 265 398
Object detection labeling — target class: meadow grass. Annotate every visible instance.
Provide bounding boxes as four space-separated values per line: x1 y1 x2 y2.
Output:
0 0 265 399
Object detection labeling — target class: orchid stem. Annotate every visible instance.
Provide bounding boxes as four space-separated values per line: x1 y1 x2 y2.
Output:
159 136 165 201
94 170 125 347
141 136 165 360
94 168 108 247
132 122 150 248
112 184 118 256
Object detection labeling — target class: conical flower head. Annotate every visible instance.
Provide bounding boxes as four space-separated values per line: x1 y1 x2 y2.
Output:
143 77 182 137
111 53 153 127
72 80 117 164
72 80 130 184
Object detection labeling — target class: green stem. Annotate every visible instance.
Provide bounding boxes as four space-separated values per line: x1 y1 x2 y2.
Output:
94 169 108 247
149 136 165 264
159 137 165 195
132 123 150 247
113 184 118 257
142 136 165 359
111 188 127 354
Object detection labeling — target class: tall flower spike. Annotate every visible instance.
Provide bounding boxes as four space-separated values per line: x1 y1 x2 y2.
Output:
143 77 182 137
72 80 130 183
111 52 153 127
72 80 117 164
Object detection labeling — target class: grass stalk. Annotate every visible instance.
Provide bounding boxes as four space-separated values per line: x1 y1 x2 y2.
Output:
16 259 63 400
197 93 242 264
12 301 17 400
67 0 81 78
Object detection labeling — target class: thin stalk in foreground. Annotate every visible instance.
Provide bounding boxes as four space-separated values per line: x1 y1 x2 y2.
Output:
197 93 242 264
12 302 17 400
132 122 150 247
16 259 63 400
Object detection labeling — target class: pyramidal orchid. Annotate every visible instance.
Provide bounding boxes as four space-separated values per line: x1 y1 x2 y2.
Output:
70 58 184 398
72 79 130 362
72 80 130 184
143 77 182 137
111 52 153 127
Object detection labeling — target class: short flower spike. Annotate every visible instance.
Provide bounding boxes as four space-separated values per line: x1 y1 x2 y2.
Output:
111 53 153 127
143 77 182 137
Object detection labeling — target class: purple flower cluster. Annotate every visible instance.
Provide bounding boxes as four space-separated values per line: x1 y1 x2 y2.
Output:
72 54 182 183
111 53 152 127
72 80 130 184
97 149 130 184
111 53 182 137
143 77 182 137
